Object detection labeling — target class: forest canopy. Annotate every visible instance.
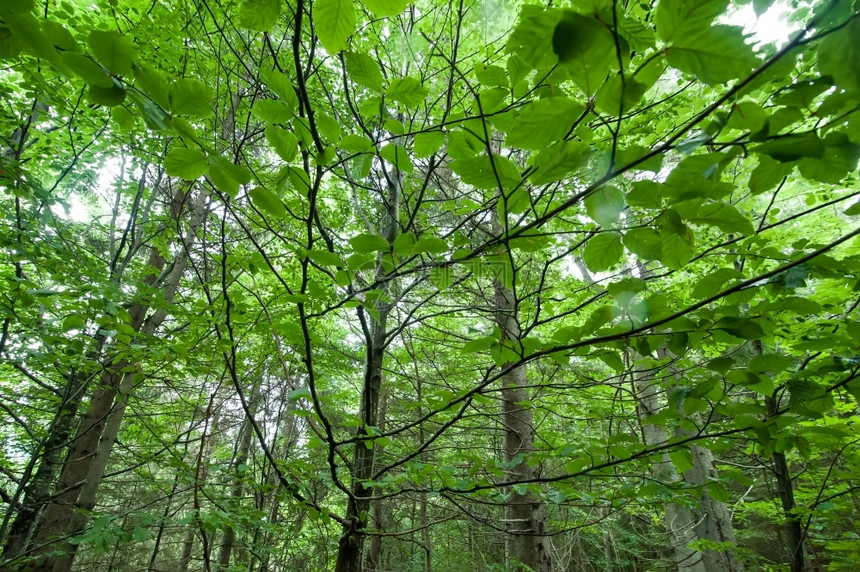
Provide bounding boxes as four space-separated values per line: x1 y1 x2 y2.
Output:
1 0 860 570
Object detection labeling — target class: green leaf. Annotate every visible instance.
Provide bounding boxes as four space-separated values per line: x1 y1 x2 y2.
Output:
361 0 410 17
266 125 298 162
658 210 695 269
656 0 729 43
169 79 213 118
413 131 445 158
307 250 343 267
714 317 763 340
252 99 293 124
249 187 286 218
239 0 282 31
506 97 583 150
449 155 521 189
584 185 625 227
379 144 413 172
754 133 825 162
345 51 384 92
208 157 251 198
88 30 135 76
261 70 298 111
315 0 356 54
623 228 662 260
691 267 741 299
583 232 624 272
132 526 149 542
62 314 87 331
413 236 448 255
350 233 390 253
817 18 860 94
665 26 759 85
165 148 208 180
62 52 113 87
386 76 428 108
474 64 508 88
87 84 126 107
528 141 590 185
673 200 754 235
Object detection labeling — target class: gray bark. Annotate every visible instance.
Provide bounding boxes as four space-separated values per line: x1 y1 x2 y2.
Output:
493 279 553 572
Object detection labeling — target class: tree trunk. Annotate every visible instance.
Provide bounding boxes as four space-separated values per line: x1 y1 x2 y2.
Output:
633 366 706 572
492 278 553 572
215 392 258 571
767 396 803 572
0 370 87 563
30 186 207 571
684 444 745 572
335 314 387 572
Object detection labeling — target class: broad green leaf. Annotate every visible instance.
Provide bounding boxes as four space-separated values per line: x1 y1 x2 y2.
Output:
208 156 251 198
749 155 791 194
583 232 624 272
239 0 282 31
798 133 860 184
656 0 729 43
340 134 373 152
361 0 410 17
714 317 763 340
252 99 293 124
88 84 126 107
350 233 390 253
169 79 214 118
413 131 445 158
623 228 662 260
380 144 413 173
413 236 447 254
261 69 298 110
674 200 754 235
665 26 759 85
387 76 428 108
692 267 742 298
817 18 860 94
749 354 795 373
62 52 113 87
132 526 149 542
165 148 208 180
658 210 695 269
307 250 343 267
506 97 583 150
266 125 298 161
449 155 521 189
552 11 617 93
249 187 286 218
474 64 508 88
88 30 134 76
755 133 825 163
584 185 625 227
345 51 384 92
528 141 590 185
446 129 483 160
62 314 87 331
316 113 342 142
315 0 355 54
627 180 663 209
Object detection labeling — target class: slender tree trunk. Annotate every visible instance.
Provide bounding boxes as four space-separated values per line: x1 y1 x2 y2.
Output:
335 314 387 572
766 396 803 572
30 186 207 571
335 152 400 572
633 366 706 572
215 393 258 571
363 389 387 572
0 370 87 562
492 278 552 572
683 443 745 571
